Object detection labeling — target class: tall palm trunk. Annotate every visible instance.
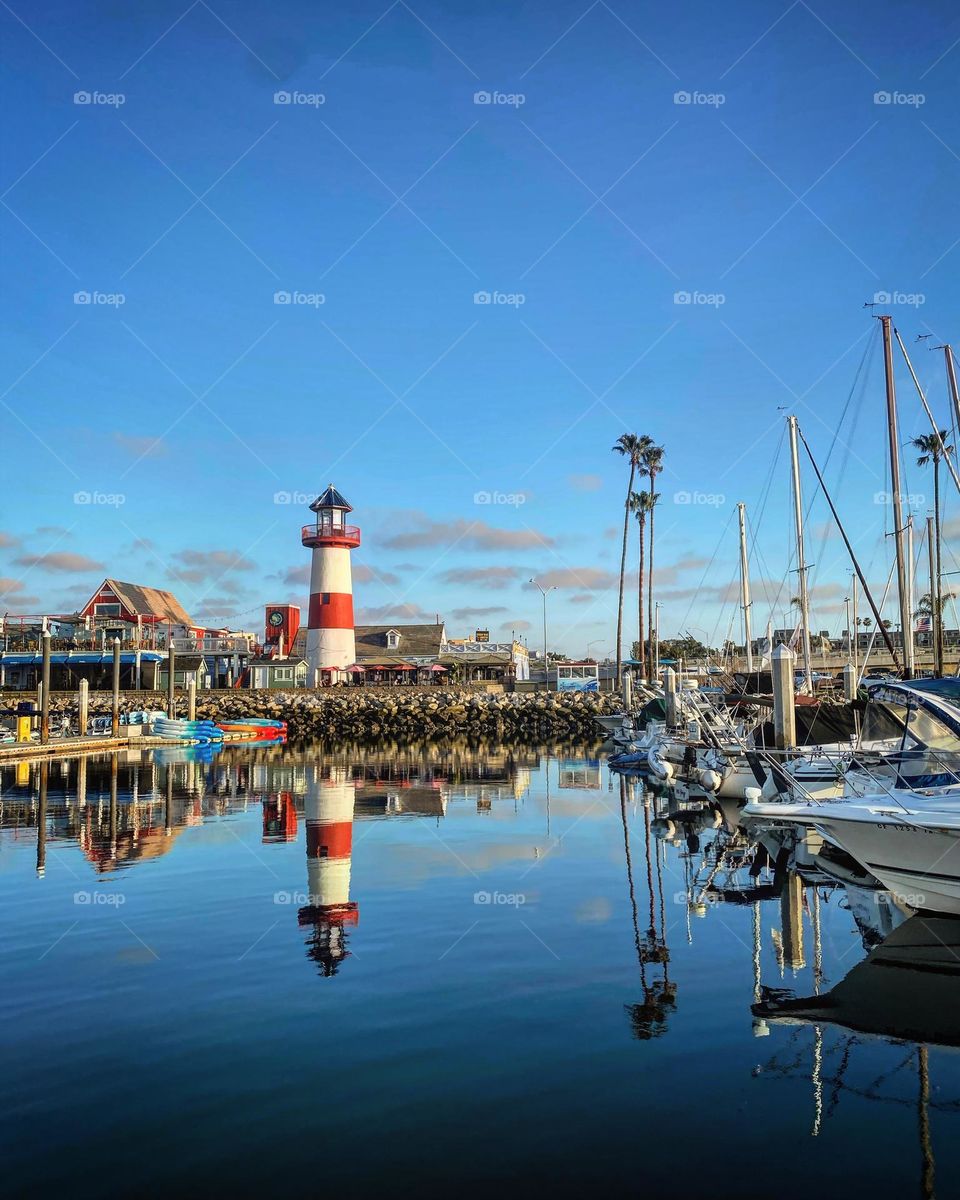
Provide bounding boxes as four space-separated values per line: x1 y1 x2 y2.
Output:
615 461 636 685
647 475 658 668
934 457 943 676
637 510 647 679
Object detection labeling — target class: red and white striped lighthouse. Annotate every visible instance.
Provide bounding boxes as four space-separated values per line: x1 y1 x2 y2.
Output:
298 764 358 976
301 485 360 682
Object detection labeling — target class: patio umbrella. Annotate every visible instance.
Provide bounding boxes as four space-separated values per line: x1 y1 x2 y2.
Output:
395 663 416 671
429 663 448 672
344 664 365 673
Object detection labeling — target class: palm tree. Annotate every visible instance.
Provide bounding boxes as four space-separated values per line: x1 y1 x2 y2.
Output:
642 441 665 666
913 430 955 675
630 490 656 678
613 434 649 684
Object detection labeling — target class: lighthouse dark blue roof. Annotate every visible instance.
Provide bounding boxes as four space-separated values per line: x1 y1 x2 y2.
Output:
310 485 353 513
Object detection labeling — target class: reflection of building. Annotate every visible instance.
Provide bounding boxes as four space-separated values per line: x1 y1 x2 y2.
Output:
298 765 359 976
558 759 601 789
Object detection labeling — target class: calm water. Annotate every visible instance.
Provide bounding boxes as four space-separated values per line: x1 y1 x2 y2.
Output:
2 740 958 1198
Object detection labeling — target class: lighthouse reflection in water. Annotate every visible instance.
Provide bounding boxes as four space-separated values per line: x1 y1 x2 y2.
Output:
299 765 358 976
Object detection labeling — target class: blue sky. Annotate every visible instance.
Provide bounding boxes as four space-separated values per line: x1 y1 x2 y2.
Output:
1 0 958 653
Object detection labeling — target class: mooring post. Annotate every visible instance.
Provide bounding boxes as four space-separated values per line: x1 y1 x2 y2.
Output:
772 643 796 751
664 667 678 728
78 678 89 738
111 637 121 738
842 662 857 701
37 760 49 878
167 646 176 718
187 679 196 721
40 630 51 743
622 669 633 713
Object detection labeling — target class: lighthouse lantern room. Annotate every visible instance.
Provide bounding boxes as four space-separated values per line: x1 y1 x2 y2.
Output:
302 485 360 683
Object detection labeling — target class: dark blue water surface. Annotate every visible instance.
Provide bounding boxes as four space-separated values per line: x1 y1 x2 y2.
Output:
1 741 958 1198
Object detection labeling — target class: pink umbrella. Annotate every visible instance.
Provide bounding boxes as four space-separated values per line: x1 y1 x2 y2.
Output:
429 663 448 672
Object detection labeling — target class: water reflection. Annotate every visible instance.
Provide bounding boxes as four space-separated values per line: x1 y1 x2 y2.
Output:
620 775 676 1039
4 741 960 1194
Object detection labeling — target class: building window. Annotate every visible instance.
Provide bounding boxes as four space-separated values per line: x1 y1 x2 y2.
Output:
95 603 121 616
322 593 330 605
386 629 400 649
274 666 293 682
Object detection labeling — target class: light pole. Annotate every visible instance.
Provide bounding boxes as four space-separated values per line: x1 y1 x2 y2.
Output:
529 579 556 686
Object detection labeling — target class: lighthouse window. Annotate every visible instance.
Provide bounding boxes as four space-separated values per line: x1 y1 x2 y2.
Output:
321 593 330 604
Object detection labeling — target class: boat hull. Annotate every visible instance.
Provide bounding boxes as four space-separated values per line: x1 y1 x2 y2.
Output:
814 812 960 916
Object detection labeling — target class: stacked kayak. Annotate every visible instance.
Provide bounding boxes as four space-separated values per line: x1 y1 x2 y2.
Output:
150 717 224 744
216 718 287 743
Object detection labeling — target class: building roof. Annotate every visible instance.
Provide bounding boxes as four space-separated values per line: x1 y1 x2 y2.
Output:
355 623 446 659
310 485 353 513
85 579 193 626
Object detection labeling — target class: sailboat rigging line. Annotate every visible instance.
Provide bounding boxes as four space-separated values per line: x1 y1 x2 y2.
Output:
678 504 737 633
895 326 960 496
804 329 876 595
796 424 901 669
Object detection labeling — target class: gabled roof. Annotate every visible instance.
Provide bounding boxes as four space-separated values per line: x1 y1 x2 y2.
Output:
85 579 193 626
310 485 353 513
356 623 445 658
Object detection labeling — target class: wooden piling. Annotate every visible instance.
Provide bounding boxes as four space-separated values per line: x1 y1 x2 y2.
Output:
112 638 121 737
771 643 796 751
167 646 176 718
40 631 51 743
78 679 89 737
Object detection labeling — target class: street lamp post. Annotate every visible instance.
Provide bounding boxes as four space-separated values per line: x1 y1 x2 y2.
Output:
529 579 556 687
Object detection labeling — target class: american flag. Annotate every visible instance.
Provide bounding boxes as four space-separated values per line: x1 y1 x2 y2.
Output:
916 615 932 632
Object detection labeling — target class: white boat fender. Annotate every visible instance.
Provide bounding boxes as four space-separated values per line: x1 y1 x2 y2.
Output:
647 744 674 781
699 768 722 793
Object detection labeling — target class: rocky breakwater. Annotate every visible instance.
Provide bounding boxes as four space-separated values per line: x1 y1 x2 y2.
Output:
196 688 620 742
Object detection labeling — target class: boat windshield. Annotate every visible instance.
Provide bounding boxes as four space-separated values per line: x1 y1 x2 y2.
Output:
903 703 960 752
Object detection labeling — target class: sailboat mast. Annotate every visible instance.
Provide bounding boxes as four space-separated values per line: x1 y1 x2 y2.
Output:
945 343 960 437
788 415 814 691
737 502 754 672
928 514 942 677
851 573 859 681
906 515 915 672
880 315 914 678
